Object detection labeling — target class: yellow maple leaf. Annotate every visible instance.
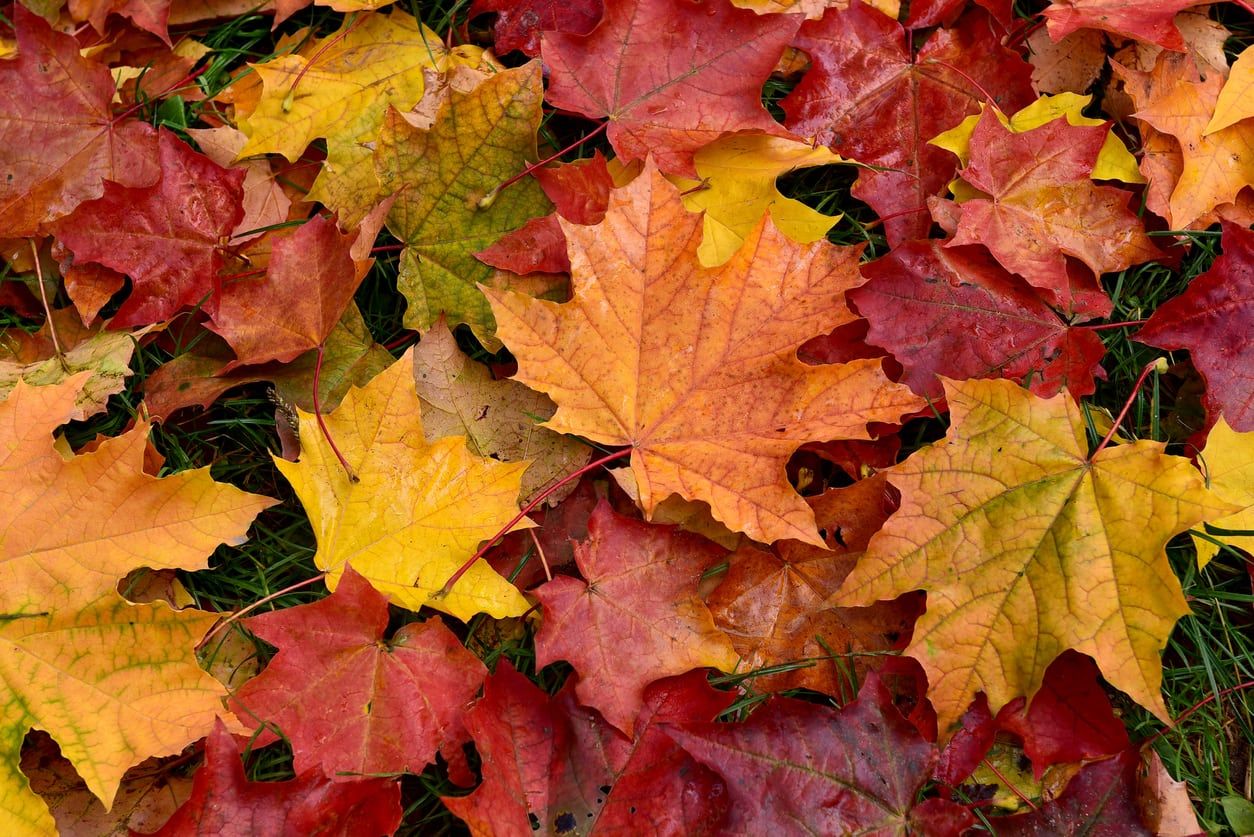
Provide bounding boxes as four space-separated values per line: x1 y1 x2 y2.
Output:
486 161 923 547
1195 416 1254 567
375 62 551 344
274 349 531 622
931 93 1145 201
834 378 1236 732
0 375 274 832
238 12 479 225
671 133 843 267
1205 44 1254 135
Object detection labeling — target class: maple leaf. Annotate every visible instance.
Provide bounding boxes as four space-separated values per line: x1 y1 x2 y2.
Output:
238 12 451 225
541 0 799 177
141 306 392 420
1193 417 1254 567
1128 58 1254 229
850 239 1108 398
835 378 1235 730
780 3 1034 244
487 162 924 546
142 721 403 837
672 133 842 267
0 310 151 419
1206 45 1254 134
230 568 486 780
444 662 734 835
209 214 373 367
0 6 159 236
0 374 273 830
19 732 193 836
533 501 739 734
66 0 172 44
534 152 614 225
930 93 1145 186
669 674 972 834
945 112 1161 301
1136 222 1254 431
412 320 590 504
48 129 245 328
469 0 603 56
376 63 551 342
1042 0 1208 51
993 750 1152 835
185 126 292 245
274 348 531 621
706 474 923 698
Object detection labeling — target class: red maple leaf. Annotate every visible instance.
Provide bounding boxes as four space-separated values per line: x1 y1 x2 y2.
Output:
1136 221 1254 431
781 4 1033 244
542 0 799 177
141 720 402 837
0 6 159 236
50 129 244 327
851 239 1108 398
229 568 487 783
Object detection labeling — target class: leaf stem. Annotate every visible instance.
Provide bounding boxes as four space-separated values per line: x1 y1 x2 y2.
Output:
282 13 366 113
1092 358 1161 458
436 446 631 597
478 120 608 209
313 343 359 482
1079 320 1146 331
29 241 67 371
979 756 1038 811
925 59 1000 107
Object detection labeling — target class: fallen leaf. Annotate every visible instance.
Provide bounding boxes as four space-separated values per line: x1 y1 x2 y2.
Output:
20 732 193 836
1129 56 1254 229
850 239 1108 398
238 12 450 225
0 6 159 236
376 62 551 343
1206 45 1254 135
274 348 532 620
1193 416 1254 566
1136 749 1202 837
1042 0 1208 51
186 126 292 245
835 377 1234 731
534 501 736 734
0 310 150 419
141 720 403 837
444 663 733 835
706 474 923 698
1027 28 1107 95
230 567 486 780
49 129 245 328
412 319 590 504
542 0 799 177
209 214 372 366
487 161 924 546
1136 221 1254 431
946 111 1160 303
141 305 392 420
781 3 1035 244
993 750 1152 835
669 673 969 834
0 374 273 830
672 133 843 267
469 0 603 56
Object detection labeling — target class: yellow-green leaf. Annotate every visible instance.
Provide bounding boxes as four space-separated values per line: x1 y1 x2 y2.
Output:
835 378 1235 732
375 62 550 344
275 348 531 621
1195 416 1254 567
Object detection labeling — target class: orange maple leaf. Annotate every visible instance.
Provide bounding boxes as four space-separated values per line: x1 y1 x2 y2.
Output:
486 161 924 546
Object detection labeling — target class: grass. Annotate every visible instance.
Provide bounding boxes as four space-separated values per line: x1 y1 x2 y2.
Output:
33 0 1254 832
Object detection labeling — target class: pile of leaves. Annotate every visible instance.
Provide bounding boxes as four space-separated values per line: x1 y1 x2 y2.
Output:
1 0 1253 832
